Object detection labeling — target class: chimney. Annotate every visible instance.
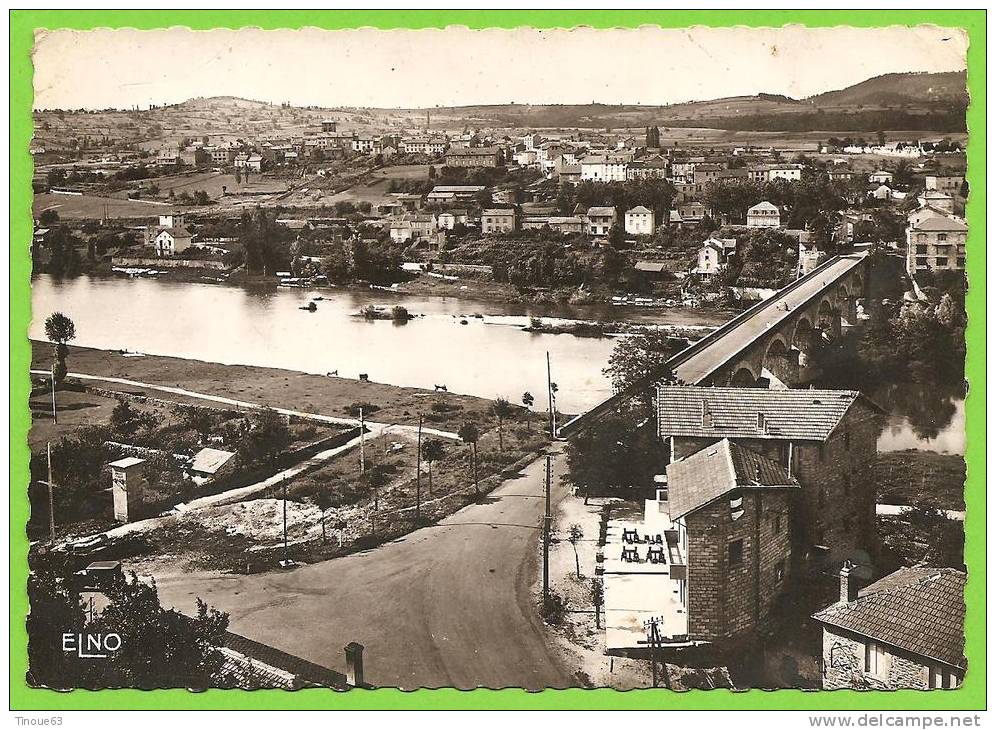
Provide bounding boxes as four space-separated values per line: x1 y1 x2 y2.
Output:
344 642 365 687
701 399 713 428
756 412 767 434
839 561 858 603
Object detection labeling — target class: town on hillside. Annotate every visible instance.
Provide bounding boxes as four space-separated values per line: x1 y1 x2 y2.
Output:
26 30 970 695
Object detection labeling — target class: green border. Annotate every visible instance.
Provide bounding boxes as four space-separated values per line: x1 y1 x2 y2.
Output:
10 9 986 711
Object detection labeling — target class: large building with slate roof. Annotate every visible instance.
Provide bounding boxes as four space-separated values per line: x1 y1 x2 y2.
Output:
812 565 966 690
658 385 884 572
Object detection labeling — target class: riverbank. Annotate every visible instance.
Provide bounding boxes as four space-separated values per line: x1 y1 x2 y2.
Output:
31 342 522 434
75 264 741 317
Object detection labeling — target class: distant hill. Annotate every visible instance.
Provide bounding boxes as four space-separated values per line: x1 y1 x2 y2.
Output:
405 72 967 131
33 70 968 153
807 71 968 108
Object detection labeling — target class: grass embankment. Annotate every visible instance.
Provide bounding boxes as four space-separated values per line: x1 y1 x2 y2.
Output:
31 342 499 430
873 450 966 511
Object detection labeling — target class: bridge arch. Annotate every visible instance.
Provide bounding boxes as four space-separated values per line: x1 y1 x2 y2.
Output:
816 298 841 339
730 365 762 387
837 282 859 325
762 335 799 385
792 317 820 373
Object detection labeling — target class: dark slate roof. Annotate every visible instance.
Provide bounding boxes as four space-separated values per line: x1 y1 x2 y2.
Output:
657 386 871 442
666 438 799 519
812 567 966 668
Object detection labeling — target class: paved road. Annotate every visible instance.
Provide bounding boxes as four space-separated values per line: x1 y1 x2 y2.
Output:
151 443 578 690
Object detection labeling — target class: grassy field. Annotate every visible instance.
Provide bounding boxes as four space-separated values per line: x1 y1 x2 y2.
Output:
31 342 526 434
34 191 175 220
874 449 966 511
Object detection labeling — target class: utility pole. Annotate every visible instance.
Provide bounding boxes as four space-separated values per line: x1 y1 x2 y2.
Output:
359 408 366 473
543 454 552 608
282 481 289 564
546 352 554 437
644 616 667 688
50 364 58 424
46 442 56 545
415 414 423 522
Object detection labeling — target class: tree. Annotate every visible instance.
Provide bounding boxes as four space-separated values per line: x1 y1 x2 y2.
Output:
521 392 535 432
491 397 514 452
313 490 334 544
110 399 150 437
420 438 444 496
28 568 229 690
457 422 481 495
603 329 682 394
38 209 60 226
567 523 584 578
237 408 291 468
44 312 76 385
565 411 664 498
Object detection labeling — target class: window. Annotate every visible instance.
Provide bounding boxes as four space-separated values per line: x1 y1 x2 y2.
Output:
865 641 888 678
936 257 948 266
774 512 783 534
916 245 928 255
728 539 744 568
929 667 958 689
957 257 966 268
844 431 851 451
938 233 948 242
843 473 851 496
775 559 785 582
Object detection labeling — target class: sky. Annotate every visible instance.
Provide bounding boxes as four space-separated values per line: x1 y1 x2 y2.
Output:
32 25 968 111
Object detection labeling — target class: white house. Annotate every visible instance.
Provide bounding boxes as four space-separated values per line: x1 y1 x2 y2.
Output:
766 164 803 182
624 206 654 235
693 237 737 276
580 153 630 182
869 170 894 185
153 226 193 257
746 201 781 228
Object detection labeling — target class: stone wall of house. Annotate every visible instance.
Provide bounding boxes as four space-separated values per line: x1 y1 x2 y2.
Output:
793 401 881 567
671 398 881 574
686 489 793 642
820 625 941 690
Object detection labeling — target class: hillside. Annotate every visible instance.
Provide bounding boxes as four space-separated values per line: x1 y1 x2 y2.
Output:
807 71 968 108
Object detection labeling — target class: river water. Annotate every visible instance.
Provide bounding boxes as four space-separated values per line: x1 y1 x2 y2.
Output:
29 274 727 415
29 275 963 453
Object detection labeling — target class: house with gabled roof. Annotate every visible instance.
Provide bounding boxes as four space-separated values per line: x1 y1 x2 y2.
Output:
624 205 654 235
813 565 966 690
747 201 781 228
659 438 799 644
657 385 884 573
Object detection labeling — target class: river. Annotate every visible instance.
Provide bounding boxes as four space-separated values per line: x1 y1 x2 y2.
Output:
29 274 727 415
29 275 963 454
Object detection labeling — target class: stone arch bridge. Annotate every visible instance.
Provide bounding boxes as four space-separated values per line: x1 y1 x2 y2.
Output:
559 251 869 437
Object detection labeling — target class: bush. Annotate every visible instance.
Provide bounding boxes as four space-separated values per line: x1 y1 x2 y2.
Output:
344 401 380 417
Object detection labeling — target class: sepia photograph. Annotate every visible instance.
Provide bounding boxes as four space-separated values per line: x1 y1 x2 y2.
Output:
22 19 973 695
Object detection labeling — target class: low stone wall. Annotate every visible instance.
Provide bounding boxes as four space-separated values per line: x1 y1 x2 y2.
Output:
112 256 232 271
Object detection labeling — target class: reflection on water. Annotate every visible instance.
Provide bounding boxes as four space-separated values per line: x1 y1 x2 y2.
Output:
29 275 727 414
872 381 966 455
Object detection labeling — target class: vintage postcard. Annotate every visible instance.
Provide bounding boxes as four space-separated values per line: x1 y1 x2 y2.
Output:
12 10 984 713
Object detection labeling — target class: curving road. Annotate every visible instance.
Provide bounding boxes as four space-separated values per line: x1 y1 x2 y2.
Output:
150 443 578 690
